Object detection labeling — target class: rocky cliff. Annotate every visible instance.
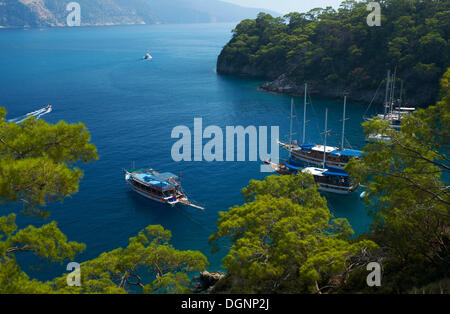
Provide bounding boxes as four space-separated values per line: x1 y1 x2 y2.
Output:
258 73 432 106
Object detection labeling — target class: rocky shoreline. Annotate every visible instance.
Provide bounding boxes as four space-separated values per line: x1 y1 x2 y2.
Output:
259 73 387 105
192 271 226 293
217 58 430 106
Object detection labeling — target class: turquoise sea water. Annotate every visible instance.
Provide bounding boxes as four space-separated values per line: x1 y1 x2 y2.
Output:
0 24 372 282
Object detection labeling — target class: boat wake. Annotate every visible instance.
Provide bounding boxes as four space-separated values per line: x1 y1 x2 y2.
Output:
8 105 52 124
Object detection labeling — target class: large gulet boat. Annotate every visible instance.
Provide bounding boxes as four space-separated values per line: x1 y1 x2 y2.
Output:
278 84 362 170
267 107 359 195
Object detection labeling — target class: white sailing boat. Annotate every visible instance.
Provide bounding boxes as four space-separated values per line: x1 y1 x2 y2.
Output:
366 70 415 141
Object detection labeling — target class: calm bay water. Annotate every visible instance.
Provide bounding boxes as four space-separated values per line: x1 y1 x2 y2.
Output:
0 24 372 282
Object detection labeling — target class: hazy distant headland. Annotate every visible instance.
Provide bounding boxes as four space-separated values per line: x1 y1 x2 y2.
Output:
0 0 279 28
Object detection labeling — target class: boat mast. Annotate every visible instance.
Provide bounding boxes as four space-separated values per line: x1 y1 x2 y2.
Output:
384 70 390 118
323 108 328 168
390 67 397 115
398 79 403 119
399 79 403 108
341 95 347 150
289 98 294 148
303 83 307 144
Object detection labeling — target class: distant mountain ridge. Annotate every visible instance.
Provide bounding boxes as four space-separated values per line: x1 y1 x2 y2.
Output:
0 0 278 28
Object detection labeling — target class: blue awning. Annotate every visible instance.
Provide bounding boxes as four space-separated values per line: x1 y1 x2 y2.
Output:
330 149 362 157
283 162 303 171
133 172 177 191
323 170 349 177
154 172 178 181
300 142 315 150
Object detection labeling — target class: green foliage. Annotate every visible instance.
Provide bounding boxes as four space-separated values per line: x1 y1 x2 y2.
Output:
0 109 208 294
409 278 450 294
1 217 208 294
210 173 376 293
54 225 209 294
0 107 98 217
345 67 450 293
218 0 450 104
241 172 326 209
0 213 85 293
0 111 97 293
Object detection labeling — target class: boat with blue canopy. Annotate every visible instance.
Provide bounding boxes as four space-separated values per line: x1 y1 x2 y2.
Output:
265 158 358 195
302 166 357 195
278 85 361 170
266 107 359 195
282 142 362 170
124 168 204 210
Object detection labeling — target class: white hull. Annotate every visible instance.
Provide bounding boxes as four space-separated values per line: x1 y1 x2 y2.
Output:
290 151 347 169
125 172 181 206
124 170 204 210
366 133 391 142
129 184 180 206
265 161 357 195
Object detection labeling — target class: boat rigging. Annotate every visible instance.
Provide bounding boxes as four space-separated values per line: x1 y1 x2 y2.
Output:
278 86 362 170
267 107 359 195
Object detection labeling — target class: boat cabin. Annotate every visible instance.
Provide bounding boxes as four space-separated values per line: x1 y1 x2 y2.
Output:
128 171 181 201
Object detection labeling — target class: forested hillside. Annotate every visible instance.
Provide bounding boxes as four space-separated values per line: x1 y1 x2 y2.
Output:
217 0 449 106
0 0 278 27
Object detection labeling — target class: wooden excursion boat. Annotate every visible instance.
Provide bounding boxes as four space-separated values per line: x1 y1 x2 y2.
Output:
279 85 361 170
265 159 358 195
279 141 362 170
124 168 204 210
267 107 359 195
